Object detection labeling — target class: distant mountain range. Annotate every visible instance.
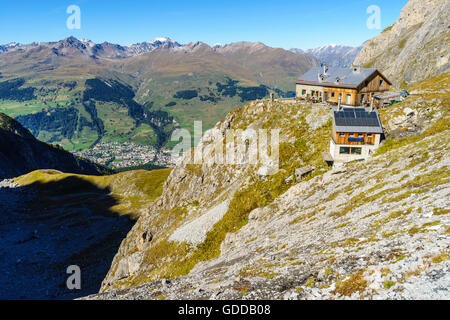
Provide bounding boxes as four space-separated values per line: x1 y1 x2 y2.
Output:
290 44 364 68
1 38 362 68
0 37 317 156
0 37 182 59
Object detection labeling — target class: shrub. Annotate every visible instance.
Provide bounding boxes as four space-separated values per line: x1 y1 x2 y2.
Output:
333 271 368 297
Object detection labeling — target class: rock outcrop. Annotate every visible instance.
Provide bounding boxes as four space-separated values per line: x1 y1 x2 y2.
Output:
353 0 450 87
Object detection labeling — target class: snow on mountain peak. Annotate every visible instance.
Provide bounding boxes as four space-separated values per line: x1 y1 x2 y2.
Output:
149 37 171 44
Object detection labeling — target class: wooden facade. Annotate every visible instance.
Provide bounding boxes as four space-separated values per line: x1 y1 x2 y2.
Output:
331 130 376 146
323 88 358 106
296 69 392 107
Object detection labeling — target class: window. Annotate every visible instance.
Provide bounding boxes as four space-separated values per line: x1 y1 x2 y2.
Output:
380 80 384 86
302 90 306 95
340 133 345 137
340 147 362 155
331 92 335 98
352 147 362 155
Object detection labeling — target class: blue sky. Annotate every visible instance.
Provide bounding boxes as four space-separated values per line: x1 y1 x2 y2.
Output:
0 0 408 49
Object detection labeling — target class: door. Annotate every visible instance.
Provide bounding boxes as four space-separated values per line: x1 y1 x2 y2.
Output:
324 92 328 102
346 94 352 105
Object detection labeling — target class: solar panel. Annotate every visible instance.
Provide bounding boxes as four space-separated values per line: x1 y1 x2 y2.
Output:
333 108 381 128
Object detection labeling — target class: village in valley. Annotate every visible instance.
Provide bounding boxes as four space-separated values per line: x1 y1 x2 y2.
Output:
74 142 174 169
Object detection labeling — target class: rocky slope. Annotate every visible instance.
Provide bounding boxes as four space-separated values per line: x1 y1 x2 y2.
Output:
0 112 109 179
353 0 450 88
85 72 449 300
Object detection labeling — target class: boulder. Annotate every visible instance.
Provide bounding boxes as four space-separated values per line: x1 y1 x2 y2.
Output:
295 165 315 181
116 258 130 280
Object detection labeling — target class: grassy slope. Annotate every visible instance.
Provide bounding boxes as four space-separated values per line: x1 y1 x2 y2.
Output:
15 168 172 219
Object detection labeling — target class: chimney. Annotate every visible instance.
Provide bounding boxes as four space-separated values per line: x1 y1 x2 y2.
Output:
323 63 328 75
338 95 342 110
318 73 324 82
352 65 361 73
370 96 375 112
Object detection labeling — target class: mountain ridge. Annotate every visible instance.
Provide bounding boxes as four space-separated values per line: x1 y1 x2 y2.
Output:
291 44 364 68
0 112 110 179
353 0 450 87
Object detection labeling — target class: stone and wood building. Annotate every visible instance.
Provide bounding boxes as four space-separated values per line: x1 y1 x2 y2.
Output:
296 66 391 106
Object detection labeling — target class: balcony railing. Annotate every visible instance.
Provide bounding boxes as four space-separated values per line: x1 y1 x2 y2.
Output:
333 136 375 146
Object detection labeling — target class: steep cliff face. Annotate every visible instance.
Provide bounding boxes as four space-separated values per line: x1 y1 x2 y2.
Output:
353 0 450 88
0 112 109 179
91 72 449 300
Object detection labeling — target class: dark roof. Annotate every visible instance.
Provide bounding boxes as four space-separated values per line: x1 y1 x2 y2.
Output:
296 67 381 89
332 107 384 134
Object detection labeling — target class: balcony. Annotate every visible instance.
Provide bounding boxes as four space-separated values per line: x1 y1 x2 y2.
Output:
332 135 375 146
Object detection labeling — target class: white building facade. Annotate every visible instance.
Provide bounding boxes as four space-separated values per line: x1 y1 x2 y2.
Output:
330 107 384 163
